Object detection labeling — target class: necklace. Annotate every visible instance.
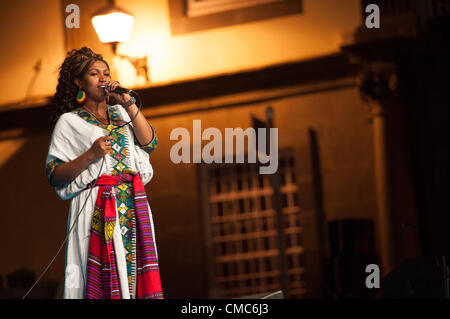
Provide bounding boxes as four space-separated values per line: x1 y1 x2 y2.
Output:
82 106 111 126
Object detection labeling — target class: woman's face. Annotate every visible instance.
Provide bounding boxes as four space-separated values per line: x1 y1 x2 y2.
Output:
75 60 111 102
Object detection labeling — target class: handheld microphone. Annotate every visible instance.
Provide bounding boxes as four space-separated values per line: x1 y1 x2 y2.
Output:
101 83 135 94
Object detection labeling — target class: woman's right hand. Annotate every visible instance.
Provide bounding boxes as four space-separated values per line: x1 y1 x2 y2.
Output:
88 136 113 160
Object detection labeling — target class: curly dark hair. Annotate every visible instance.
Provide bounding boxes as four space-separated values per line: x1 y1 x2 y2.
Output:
52 47 111 124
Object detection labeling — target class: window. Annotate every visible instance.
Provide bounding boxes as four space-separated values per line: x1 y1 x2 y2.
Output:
200 151 306 298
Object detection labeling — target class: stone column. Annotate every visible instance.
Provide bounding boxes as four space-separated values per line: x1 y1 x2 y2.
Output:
358 62 398 276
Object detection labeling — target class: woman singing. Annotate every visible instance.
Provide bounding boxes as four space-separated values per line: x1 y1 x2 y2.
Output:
46 47 163 299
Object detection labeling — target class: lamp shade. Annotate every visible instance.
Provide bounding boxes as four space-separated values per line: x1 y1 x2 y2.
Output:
91 5 134 43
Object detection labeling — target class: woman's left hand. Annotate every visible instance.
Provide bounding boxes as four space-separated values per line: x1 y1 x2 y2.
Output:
103 80 131 105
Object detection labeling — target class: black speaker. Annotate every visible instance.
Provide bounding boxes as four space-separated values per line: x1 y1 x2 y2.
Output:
328 218 375 256
382 256 449 298
325 219 378 298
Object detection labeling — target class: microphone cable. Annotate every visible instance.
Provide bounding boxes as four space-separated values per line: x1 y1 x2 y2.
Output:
22 92 144 299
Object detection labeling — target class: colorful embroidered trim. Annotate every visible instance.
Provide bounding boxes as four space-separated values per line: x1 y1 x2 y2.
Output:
134 124 158 155
46 157 65 185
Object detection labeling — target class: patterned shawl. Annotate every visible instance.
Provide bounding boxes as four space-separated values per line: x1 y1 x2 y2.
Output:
85 172 163 299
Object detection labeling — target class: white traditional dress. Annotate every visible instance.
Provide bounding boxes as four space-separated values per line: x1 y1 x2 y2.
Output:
45 104 160 299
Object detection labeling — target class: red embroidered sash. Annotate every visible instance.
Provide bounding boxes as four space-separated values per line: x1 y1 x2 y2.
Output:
85 173 163 299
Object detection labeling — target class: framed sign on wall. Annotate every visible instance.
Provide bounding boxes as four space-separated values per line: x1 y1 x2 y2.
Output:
168 0 303 35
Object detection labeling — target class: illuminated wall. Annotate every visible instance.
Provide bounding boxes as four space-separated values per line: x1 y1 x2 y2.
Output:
0 0 361 107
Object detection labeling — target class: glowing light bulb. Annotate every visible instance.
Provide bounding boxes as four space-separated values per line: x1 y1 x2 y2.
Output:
92 6 134 43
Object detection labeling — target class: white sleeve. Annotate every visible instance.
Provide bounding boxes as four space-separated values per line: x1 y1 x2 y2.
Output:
45 113 107 200
54 158 106 200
